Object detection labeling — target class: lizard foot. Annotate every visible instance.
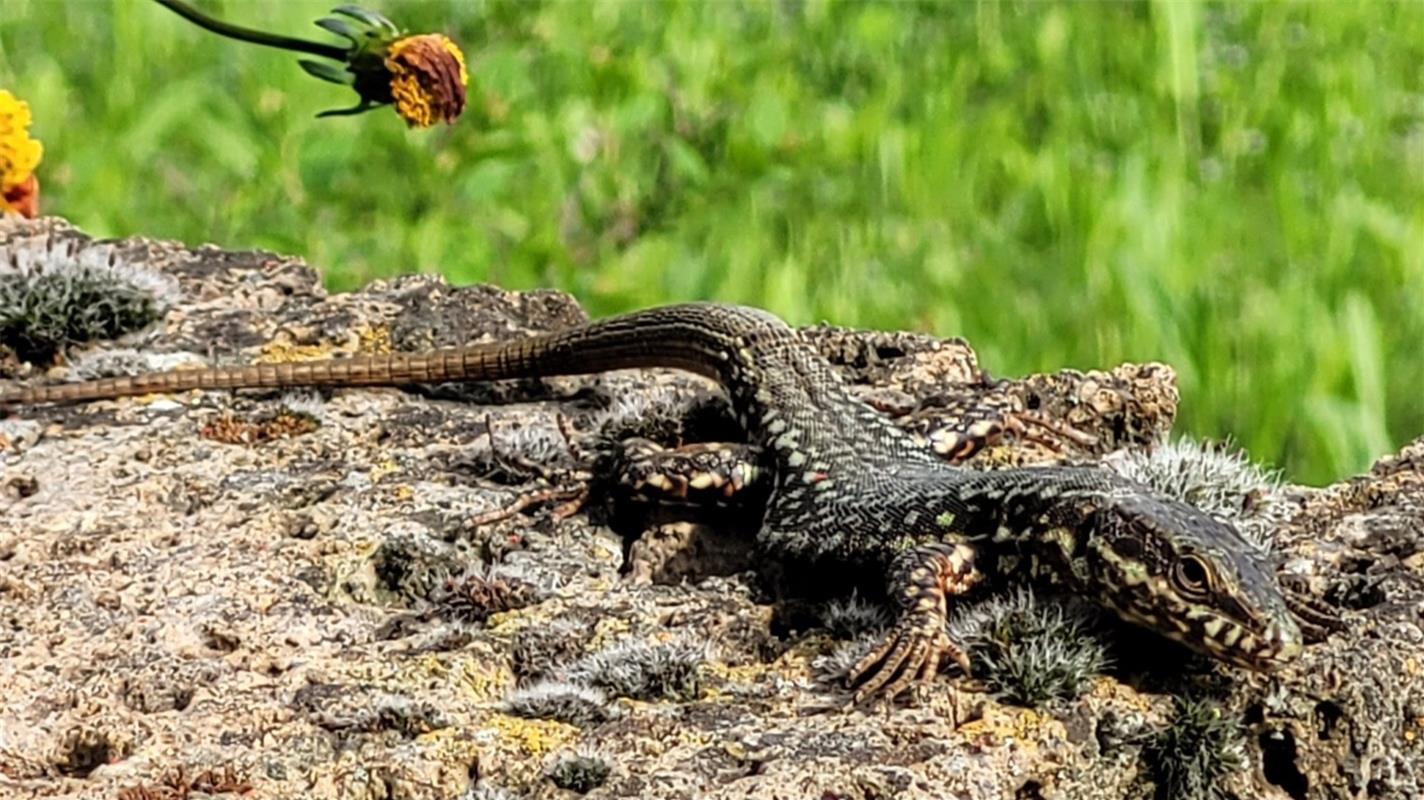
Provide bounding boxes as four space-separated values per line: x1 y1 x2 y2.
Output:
611 438 766 510
847 542 980 703
468 484 588 526
929 411 1098 462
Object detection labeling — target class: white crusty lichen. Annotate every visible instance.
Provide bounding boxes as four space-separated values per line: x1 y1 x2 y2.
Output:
64 348 206 381
457 784 517 800
0 234 179 363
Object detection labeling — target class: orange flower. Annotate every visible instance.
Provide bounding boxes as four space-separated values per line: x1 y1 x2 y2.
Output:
3 174 39 219
156 1 469 127
0 89 43 218
385 34 468 128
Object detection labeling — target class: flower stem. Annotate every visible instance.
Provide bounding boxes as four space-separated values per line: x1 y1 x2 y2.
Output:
153 0 348 61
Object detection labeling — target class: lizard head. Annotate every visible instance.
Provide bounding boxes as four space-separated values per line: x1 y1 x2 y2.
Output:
1085 492 1303 671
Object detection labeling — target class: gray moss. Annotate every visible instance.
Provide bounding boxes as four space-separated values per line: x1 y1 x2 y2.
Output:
459 419 580 482
370 526 466 605
431 565 540 624
1106 437 1290 550
0 236 177 364
818 592 891 639
1144 696 1247 800
502 680 617 726
64 348 204 381
949 588 1111 707
813 633 880 682
562 636 710 702
545 746 613 794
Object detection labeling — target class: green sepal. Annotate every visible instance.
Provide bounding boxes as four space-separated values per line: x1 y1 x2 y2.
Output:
299 59 354 86
315 99 384 118
314 16 361 45
330 5 401 36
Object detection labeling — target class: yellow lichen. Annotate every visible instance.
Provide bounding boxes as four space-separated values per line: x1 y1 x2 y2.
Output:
369 458 400 483
255 341 339 364
356 324 393 354
957 703 1060 749
483 591 571 635
483 609 526 634
413 653 451 679
487 713 577 758
703 660 772 688
585 616 634 650
455 658 509 701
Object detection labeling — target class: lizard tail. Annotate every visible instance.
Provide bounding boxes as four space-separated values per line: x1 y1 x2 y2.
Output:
0 303 785 411
0 349 505 410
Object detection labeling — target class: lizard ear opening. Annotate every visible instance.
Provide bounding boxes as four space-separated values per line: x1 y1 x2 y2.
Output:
1109 535 1144 560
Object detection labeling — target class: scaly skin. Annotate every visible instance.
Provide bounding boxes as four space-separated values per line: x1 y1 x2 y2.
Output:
1 302 1308 699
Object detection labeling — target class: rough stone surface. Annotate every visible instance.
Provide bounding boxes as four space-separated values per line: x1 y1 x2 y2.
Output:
0 217 1419 799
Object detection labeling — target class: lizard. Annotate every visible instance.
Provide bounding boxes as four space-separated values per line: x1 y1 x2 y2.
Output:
0 302 1325 701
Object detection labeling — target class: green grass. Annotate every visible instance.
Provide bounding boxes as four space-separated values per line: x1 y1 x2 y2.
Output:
2 1 1421 485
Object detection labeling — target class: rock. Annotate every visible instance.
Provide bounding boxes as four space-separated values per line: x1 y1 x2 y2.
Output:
0 217 1418 799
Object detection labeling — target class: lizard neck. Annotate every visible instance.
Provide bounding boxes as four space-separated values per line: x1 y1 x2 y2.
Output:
913 465 1116 583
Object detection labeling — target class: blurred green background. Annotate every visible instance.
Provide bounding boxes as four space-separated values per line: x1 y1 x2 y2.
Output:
1 1 1420 484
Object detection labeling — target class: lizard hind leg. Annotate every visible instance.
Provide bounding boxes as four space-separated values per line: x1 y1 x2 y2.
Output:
605 438 768 512
848 542 982 703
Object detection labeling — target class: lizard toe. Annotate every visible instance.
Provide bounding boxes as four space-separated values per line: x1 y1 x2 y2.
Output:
848 612 967 704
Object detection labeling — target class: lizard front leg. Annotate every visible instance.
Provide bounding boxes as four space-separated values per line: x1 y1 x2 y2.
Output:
848 542 981 702
875 392 1099 462
924 409 1098 461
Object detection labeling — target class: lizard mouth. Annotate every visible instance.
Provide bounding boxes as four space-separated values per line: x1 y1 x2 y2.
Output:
1115 604 1304 671
1245 621 1304 670
1191 615 1304 672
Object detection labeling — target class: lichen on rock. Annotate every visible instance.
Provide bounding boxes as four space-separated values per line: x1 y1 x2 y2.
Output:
1 216 1419 799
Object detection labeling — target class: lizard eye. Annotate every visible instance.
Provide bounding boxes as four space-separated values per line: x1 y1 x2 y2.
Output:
1173 555 1213 596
